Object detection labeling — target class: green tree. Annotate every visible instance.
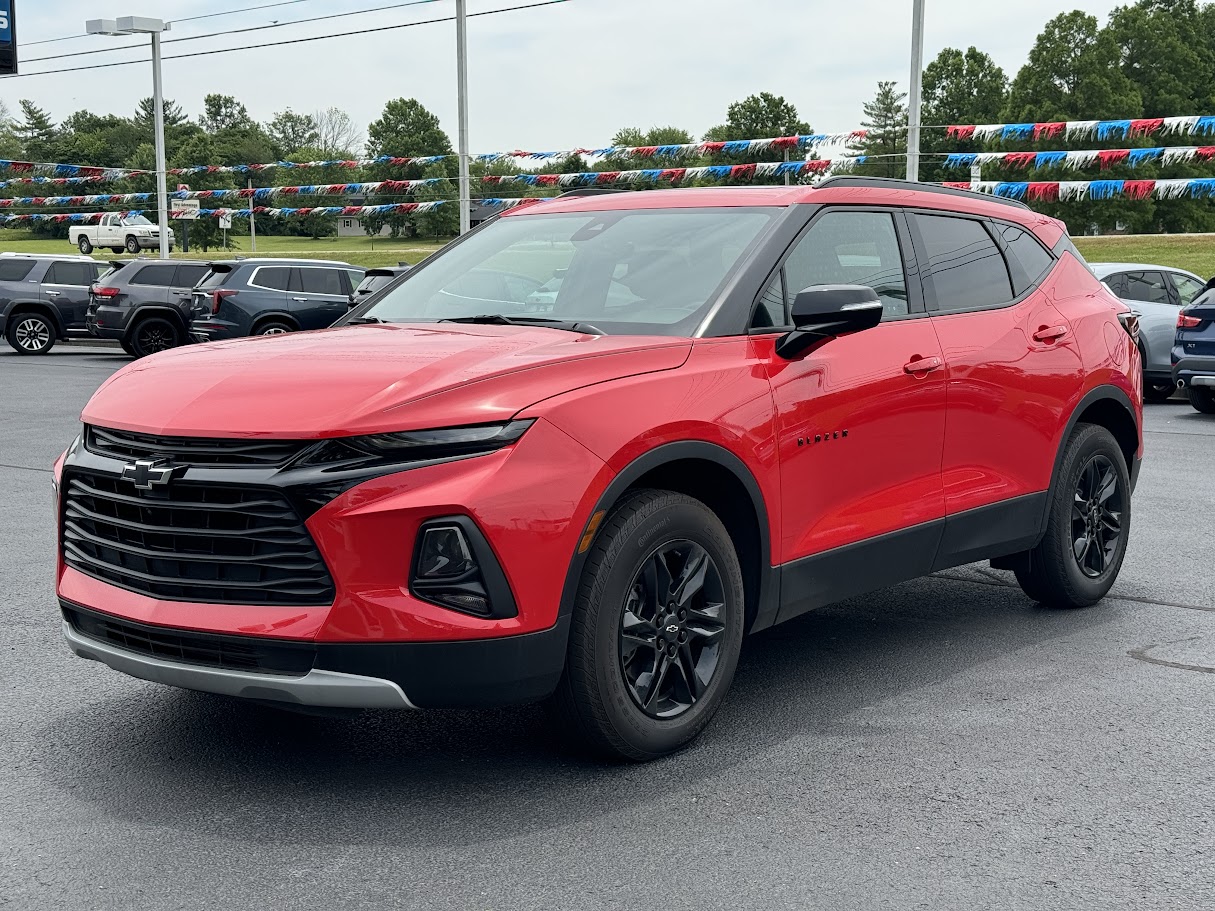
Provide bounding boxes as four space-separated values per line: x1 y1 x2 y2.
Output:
920 47 1008 182
703 92 810 141
14 99 57 160
1107 0 1215 117
599 125 696 175
267 109 319 159
849 81 907 178
364 99 456 237
200 94 254 132
366 97 454 162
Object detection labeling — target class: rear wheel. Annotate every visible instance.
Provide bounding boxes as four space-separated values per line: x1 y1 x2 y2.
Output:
77 236 93 254
550 490 745 761
1014 424 1130 608
256 320 292 336
1186 385 1215 414
130 317 182 358
6 312 56 355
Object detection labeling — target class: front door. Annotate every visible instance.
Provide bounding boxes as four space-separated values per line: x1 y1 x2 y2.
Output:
908 212 1083 567
756 208 948 621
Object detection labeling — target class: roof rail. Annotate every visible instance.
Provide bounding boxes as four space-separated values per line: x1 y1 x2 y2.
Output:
814 175 1030 210
559 188 631 198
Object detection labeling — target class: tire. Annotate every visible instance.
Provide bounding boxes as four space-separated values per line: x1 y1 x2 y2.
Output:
5 312 56 355
1014 424 1130 608
111 248 124 255
125 236 140 254
1143 379 1175 404
549 490 745 761
77 236 93 254
255 321 293 336
129 316 182 358
1186 385 1215 414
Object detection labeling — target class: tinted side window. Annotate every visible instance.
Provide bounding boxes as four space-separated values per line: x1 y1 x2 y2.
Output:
997 223 1054 294
1172 273 1206 306
299 268 345 295
1103 273 1128 297
1123 271 1169 305
44 262 94 286
129 264 178 286
782 210 908 319
913 214 1012 312
0 261 35 281
251 267 291 291
174 264 210 288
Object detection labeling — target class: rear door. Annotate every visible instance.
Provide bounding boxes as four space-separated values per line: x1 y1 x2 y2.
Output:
289 266 352 329
757 207 948 620
1117 269 1176 374
125 262 177 306
41 261 97 329
911 213 1082 563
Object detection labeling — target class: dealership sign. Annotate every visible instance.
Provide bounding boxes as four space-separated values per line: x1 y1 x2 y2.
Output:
0 1 15 76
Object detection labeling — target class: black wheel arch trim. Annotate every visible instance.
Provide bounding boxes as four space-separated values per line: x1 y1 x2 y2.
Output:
127 305 189 336
556 440 778 634
1041 384 1140 536
5 299 67 338
250 312 300 333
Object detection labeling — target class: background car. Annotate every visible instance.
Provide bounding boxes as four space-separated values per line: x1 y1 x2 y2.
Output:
70 213 175 255
0 253 114 355
1092 262 1208 402
349 264 410 309
1172 290 1215 413
189 258 364 341
86 259 211 358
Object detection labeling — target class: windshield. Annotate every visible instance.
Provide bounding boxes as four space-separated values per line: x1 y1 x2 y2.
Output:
361 207 775 336
121 215 153 226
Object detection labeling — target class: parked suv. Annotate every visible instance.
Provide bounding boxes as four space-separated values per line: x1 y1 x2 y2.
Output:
56 180 1142 760
350 265 411 308
86 259 211 357
1092 262 1208 402
1 253 113 354
189 258 364 340
1172 289 1215 413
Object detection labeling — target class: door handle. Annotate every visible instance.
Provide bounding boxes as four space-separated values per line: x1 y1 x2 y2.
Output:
44 290 60 296
291 297 308 302
903 355 943 375
1033 324 1069 343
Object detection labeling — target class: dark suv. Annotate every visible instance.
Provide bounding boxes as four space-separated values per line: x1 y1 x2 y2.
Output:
1172 289 1215 413
1 254 113 355
87 259 211 358
350 265 411 308
189 259 364 341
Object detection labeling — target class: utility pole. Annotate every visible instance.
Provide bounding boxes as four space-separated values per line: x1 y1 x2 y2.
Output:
906 0 925 182
248 178 257 252
150 27 169 256
456 0 471 234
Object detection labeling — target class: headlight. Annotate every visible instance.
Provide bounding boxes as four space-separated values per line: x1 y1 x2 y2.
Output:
296 420 534 469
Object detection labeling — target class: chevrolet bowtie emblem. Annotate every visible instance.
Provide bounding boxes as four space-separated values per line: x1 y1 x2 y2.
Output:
120 459 174 490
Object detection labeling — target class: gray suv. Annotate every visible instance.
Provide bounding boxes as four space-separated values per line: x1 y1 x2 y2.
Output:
0 254 113 355
189 258 364 341
87 259 211 357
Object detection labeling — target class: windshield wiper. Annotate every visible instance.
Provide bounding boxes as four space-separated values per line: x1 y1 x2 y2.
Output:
439 314 604 335
346 316 386 325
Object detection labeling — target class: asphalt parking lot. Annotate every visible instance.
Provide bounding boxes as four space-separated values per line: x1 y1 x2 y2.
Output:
3 345 1213 910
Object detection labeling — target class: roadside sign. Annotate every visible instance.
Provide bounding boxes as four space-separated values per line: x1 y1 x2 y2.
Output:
0 1 17 77
219 213 233 230
175 199 200 220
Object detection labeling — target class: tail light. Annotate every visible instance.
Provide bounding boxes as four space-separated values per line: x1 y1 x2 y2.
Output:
1178 313 1202 329
1117 311 1140 343
212 289 236 315
91 285 120 299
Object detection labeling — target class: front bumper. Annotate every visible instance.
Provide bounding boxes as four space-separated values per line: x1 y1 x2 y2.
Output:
1172 354 1215 388
62 601 570 709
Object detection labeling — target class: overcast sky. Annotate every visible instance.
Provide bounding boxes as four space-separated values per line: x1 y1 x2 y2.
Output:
8 0 1124 157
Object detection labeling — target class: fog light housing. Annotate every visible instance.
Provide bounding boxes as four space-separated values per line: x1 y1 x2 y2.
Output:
409 517 518 619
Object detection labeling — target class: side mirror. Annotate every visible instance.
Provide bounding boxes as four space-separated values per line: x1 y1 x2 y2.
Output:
775 284 884 359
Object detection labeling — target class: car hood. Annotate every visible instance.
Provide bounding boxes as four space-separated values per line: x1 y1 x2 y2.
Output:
83 323 691 437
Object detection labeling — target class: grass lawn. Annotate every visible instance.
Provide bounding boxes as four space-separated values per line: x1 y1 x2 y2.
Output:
0 231 449 269
4 227 1215 277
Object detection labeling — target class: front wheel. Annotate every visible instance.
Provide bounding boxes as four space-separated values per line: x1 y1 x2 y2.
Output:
77 236 93 254
125 236 140 254
549 490 745 761
6 312 56 355
1014 424 1130 608
1187 385 1215 414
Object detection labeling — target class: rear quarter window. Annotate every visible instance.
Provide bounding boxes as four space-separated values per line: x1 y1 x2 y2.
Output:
250 267 291 291
995 223 1055 294
197 267 233 291
0 261 35 281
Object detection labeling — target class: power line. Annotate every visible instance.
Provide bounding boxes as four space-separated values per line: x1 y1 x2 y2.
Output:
20 0 320 48
21 0 445 65
2 0 572 80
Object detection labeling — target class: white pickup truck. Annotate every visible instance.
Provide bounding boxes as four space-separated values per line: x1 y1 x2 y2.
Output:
69 213 175 255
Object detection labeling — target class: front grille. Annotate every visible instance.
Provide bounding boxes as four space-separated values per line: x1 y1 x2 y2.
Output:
61 471 335 605
63 603 316 676
85 425 307 468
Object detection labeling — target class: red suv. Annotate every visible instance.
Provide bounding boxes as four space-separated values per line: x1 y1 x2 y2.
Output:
55 179 1142 760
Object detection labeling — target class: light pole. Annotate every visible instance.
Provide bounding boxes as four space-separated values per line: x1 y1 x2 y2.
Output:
906 0 925 182
86 16 171 259
455 0 470 235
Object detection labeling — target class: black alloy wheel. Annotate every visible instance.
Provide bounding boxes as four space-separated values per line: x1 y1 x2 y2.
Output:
131 317 181 357
1071 454 1124 579
619 541 726 719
